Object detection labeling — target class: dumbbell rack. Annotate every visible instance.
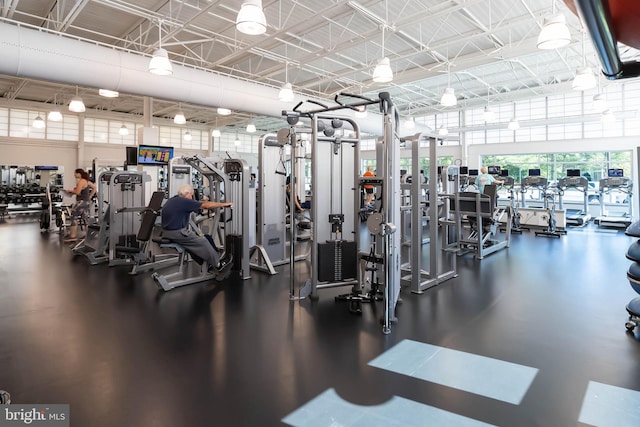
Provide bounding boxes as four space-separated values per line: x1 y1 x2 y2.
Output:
0 183 62 216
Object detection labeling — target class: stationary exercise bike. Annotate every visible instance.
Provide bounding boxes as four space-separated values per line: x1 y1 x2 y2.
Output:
535 187 566 238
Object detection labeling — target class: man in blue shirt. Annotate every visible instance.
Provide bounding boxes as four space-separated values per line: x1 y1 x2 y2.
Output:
475 166 504 194
161 184 233 273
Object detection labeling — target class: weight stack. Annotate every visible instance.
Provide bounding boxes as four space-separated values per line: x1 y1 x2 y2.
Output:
318 240 357 282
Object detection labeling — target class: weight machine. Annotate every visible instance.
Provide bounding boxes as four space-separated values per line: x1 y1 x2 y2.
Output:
282 92 401 334
73 171 151 266
399 134 457 292
453 183 511 259
252 133 309 275
152 156 229 291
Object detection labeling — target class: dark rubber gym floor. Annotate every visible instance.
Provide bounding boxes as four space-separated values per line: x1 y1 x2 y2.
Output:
1 218 639 426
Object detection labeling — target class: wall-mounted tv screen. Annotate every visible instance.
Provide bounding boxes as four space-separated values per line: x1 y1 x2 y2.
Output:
34 166 59 171
459 166 469 175
566 169 581 177
468 169 479 176
500 169 509 177
488 166 501 175
608 168 623 177
138 145 174 166
528 168 541 177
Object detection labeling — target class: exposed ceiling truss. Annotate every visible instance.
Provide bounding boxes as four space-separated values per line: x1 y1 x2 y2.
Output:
1 0 639 135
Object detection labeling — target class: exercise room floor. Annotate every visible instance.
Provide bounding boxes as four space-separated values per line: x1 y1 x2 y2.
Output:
1 219 639 426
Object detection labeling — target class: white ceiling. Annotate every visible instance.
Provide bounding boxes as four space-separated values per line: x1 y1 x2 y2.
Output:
0 0 638 135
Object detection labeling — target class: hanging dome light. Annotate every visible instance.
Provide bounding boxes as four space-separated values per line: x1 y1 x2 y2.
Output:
592 94 607 112
601 109 615 126
246 122 256 133
440 87 457 107
174 111 186 125
572 67 596 91
119 124 129 136
537 14 571 50
149 48 173 76
68 96 85 113
508 118 520 131
278 82 294 102
438 125 449 136
48 110 62 122
217 107 232 116
483 106 496 122
184 131 193 141
404 116 416 129
236 0 267 35
372 57 393 83
33 115 45 129
212 129 221 138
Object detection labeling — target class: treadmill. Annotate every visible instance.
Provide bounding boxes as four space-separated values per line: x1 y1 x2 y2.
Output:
557 169 591 227
594 168 633 228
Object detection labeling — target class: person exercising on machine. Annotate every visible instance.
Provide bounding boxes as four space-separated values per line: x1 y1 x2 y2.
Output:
475 166 504 194
64 168 96 242
161 184 233 275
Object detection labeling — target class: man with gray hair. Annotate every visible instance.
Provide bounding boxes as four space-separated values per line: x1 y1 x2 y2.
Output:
161 184 233 275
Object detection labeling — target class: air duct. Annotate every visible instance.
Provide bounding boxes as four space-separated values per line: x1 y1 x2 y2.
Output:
0 21 393 135
572 0 640 80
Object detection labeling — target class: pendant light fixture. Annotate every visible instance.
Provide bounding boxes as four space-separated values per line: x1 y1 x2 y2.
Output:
440 62 457 107
483 86 495 122
68 86 85 113
119 124 129 136
372 23 393 83
573 30 596 91
483 106 496 123
212 118 221 137
600 109 615 126
404 116 415 130
438 125 449 137
236 0 267 35
279 61 294 102
592 93 607 112
217 107 231 116
48 95 62 122
48 109 62 122
184 131 193 141
33 114 45 129
246 120 256 133
174 105 186 125
537 0 571 50
508 118 520 131
149 20 173 76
